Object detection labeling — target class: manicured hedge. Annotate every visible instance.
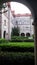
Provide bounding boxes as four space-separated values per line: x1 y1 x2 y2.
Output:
10 39 34 42
11 36 34 42
0 52 34 65
11 36 28 40
0 46 34 52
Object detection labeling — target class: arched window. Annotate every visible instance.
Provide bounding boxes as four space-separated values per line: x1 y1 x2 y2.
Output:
26 33 30 37
3 31 6 38
21 33 25 36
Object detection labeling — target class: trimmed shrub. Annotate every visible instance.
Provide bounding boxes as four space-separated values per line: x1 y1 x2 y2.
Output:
0 38 9 43
11 36 34 42
32 34 34 39
0 52 34 65
0 46 34 52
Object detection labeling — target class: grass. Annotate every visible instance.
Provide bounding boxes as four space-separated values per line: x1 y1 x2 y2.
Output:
0 42 34 48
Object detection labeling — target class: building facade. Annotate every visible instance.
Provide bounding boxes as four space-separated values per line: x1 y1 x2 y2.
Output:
0 2 34 39
12 12 34 37
0 2 14 39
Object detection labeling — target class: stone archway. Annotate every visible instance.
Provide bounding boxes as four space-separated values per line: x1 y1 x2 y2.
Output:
26 32 30 37
0 0 37 65
3 31 6 38
21 33 25 36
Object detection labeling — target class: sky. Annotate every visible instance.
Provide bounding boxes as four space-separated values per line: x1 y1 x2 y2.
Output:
10 2 31 14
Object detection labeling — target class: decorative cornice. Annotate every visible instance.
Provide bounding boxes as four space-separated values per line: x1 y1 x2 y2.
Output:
11 11 32 17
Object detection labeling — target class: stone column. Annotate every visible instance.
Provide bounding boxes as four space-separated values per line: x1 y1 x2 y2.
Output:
8 7 10 40
33 17 37 65
0 8 2 38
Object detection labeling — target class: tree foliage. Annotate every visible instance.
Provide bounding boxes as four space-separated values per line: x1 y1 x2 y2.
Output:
11 27 20 37
0 3 7 13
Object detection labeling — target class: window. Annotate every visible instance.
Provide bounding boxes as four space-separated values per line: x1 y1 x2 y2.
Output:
4 20 6 26
26 33 30 37
3 31 6 38
21 33 25 36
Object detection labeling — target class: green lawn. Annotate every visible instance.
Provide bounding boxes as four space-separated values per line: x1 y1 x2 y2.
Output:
0 42 34 48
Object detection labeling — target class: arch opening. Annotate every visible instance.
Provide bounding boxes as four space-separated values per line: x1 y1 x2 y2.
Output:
0 1 35 65
21 33 25 36
26 32 30 37
0 1 34 39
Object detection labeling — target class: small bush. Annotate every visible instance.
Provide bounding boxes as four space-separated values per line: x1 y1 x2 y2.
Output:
32 34 34 39
0 38 9 43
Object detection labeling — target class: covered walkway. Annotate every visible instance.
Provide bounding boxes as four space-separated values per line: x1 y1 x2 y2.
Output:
0 0 37 65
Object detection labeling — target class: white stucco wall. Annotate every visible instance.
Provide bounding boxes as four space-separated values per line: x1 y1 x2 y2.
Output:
12 15 34 36
1 13 8 38
1 4 14 39
9 10 14 39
